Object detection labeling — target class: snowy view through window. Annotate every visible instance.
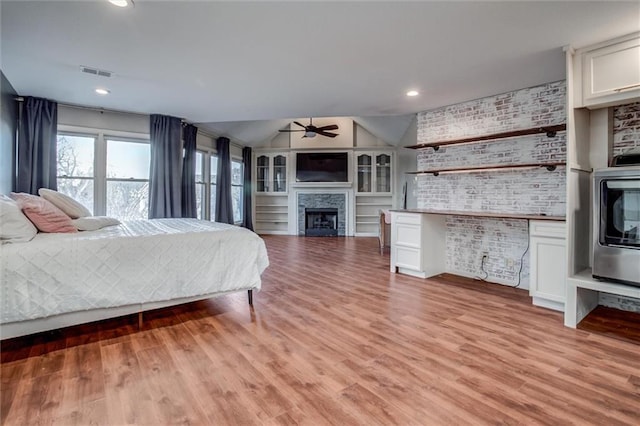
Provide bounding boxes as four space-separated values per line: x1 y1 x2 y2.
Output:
57 135 150 220
58 135 242 222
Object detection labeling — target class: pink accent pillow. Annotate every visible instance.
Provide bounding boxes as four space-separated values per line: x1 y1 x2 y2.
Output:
10 192 77 233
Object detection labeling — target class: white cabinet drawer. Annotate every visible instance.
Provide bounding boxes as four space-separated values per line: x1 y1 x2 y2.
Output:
395 213 421 225
529 220 565 239
395 246 421 270
396 223 421 247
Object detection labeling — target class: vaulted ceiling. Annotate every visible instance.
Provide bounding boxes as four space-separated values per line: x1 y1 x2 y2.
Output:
2 1 639 146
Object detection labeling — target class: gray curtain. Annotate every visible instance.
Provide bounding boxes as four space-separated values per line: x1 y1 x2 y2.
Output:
16 96 58 194
242 146 254 230
149 114 182 219
215 136 234 224
181 124 198 218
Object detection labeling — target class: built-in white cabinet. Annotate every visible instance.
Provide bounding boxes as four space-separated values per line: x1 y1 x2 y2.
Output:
355 152 392 194
255 153 288 194
580 33 640 108
355 151 393 236
254 152 289 234
390 212 446 278
565 32 640 327
529 220 567 312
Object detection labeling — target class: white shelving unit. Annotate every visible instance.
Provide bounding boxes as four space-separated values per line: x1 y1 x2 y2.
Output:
564 32 640 327
254 195 289 234
254 152 289 235
354 151 393 236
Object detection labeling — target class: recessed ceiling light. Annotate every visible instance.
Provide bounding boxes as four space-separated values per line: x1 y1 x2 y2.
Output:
406 90 419 97
95 88 110 95
108 0 133 7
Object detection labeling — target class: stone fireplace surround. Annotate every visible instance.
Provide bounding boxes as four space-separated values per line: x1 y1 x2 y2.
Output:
295 192 348 236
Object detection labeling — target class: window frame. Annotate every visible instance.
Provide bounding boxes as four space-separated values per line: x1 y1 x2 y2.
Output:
196 148 217 221
57 125 150 217
56 132 97 215
231 158 244 225
104 136 151 219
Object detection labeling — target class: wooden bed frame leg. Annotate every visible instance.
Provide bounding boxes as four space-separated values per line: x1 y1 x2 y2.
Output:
138 312 143 331
248 290 253 306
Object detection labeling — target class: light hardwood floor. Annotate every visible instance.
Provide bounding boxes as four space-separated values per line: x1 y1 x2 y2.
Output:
1 236 639 425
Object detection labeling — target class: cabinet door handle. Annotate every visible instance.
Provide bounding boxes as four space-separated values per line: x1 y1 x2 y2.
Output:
613 83 640 92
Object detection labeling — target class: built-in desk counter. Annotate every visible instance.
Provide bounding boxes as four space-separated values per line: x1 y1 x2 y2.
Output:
391 209 565 222
390 210 567 312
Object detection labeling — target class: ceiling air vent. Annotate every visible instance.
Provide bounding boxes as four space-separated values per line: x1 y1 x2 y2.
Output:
80 66 113 78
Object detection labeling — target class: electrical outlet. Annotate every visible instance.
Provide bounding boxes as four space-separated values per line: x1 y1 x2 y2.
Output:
506 258 515 269
481 251 489 259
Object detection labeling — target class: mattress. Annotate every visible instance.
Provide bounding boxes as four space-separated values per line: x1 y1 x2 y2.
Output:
1 219 269 323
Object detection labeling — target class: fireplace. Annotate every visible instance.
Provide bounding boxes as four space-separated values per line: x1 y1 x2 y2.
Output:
305 208 338 236
297 192 347 236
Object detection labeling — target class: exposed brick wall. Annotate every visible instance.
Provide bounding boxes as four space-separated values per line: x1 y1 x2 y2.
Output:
599 101 640 312
417 81 566 143
446 216 530 286
415 81 566 287
613 102 640 157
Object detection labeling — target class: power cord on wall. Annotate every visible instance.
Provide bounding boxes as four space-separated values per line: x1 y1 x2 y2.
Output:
513 221 530 289
475 254 489 282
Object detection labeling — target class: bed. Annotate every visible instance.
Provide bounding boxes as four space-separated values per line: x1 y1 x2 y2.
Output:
0 218 269 339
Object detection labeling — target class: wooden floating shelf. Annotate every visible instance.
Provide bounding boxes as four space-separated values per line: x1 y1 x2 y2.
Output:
406 124 567 150
406 162 566 176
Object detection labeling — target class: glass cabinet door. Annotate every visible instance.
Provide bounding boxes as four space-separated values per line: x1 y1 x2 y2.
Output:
256 155 269 192
357 154 372 192
376 154 391 193
273 155 287 192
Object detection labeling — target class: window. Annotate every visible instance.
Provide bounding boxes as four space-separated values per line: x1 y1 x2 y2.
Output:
105 138 150 220
193 151 243 224
195 151 205 219
56 134 95 214
194 150 217 221
56 132 150 220
210 155 217 221
231 160 243 223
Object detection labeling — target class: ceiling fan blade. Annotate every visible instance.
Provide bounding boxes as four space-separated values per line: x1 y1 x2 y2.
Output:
317 130 338 138
317 124 339 131
278 129 305 132
293 121 307 129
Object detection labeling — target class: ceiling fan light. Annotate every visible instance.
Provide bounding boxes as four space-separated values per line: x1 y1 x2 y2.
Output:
304 131 317 138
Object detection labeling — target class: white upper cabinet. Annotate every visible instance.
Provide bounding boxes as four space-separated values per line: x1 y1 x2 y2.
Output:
255 153 288 194
581 34 640 108
355 151 393 194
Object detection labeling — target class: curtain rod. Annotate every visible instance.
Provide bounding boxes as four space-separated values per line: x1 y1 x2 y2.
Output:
15 96 246 148
15 97 155 119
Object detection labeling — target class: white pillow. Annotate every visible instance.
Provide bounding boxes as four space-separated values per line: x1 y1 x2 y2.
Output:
38 188 92 219
72 216 121 231
0 195 38 243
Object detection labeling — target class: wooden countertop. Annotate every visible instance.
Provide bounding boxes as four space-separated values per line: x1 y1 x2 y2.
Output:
390 209 565 221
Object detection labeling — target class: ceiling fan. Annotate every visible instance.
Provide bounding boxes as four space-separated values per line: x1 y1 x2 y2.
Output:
279 118 339 138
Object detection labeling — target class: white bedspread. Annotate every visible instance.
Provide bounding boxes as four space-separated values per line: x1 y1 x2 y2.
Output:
1 219 269 323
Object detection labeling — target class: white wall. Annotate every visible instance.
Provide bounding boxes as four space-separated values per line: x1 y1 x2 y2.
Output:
58 105 149 136
395 115 417 209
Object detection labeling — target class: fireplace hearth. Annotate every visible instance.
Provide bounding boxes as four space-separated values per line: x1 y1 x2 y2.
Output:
305 208 338 236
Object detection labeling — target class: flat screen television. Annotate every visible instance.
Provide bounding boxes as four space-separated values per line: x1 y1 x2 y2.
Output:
296 152 348 182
